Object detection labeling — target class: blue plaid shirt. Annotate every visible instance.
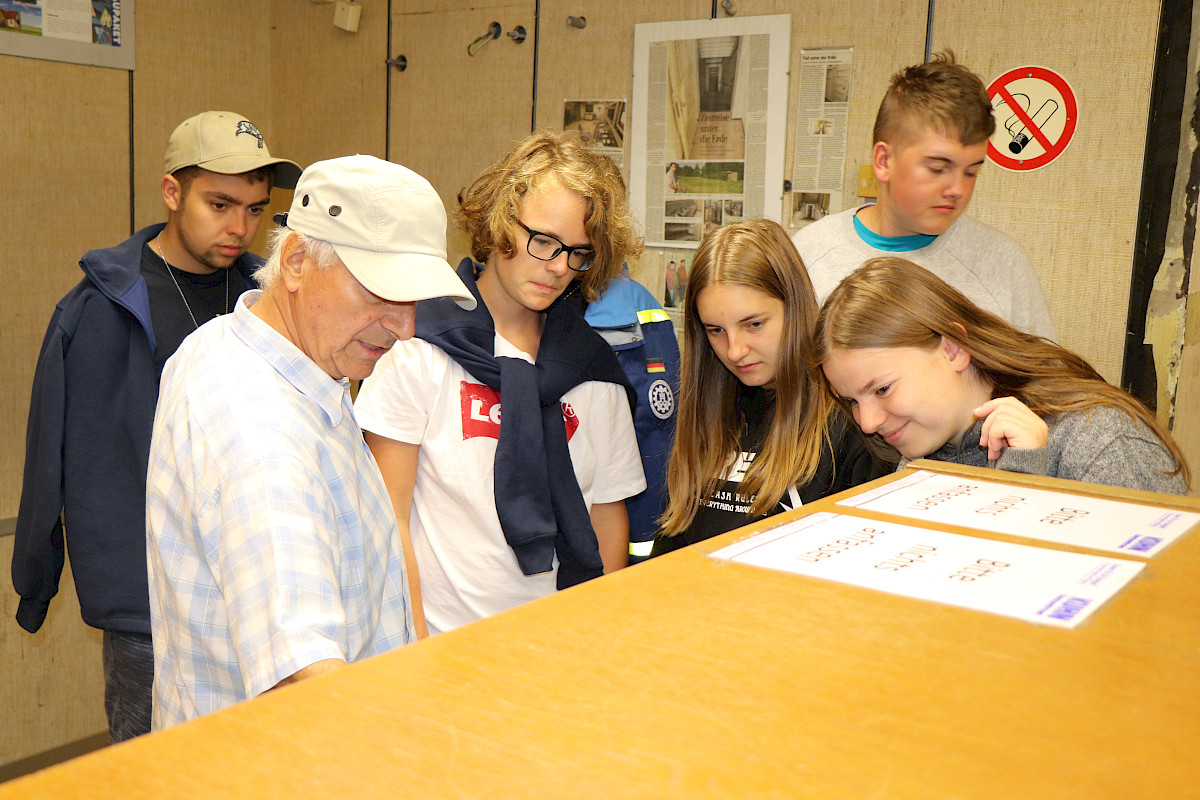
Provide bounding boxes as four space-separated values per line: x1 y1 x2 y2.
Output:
147 291 415 729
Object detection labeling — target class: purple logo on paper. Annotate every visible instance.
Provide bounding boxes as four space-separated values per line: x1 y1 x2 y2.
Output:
1125 536 1161 553
1039 595 1091 622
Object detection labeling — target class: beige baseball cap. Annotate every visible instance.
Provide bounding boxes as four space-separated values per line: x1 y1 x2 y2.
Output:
275 155 475 310
163 111 302 189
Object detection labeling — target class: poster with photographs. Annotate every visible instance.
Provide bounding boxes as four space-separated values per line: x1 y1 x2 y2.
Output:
630 15 790 252
563 99 626 166
0 0 134 70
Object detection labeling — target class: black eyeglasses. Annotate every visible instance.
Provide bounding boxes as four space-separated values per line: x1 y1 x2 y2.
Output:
516 220 595 272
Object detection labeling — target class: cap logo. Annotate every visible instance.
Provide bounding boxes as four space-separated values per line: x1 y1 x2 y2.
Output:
328 205 342 216
235 120 265 149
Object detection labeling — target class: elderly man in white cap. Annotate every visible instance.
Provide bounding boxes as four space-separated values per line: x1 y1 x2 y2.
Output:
14 110 299 743
145 155 474 729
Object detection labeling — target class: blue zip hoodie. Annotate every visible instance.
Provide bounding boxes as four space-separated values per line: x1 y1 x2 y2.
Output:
12 224 262 634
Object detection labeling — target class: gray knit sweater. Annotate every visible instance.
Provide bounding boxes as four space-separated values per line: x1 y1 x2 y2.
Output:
925 406 1187 495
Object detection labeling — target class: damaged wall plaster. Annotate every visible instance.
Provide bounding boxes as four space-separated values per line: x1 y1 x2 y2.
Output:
1146 253 1189 427
1145 6 1199 437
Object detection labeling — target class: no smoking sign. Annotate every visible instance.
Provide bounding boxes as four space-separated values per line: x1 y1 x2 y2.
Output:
987 66 1077 171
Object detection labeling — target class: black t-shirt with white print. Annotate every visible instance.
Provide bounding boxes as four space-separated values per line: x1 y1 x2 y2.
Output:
139 243 252 376
652 385 886 555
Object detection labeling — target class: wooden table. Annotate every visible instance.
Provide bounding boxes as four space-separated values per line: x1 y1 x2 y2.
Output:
5 461 1198 798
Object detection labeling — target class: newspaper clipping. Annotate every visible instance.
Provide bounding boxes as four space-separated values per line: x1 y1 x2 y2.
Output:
789 48 852 229
631 16 790 250
563 99 626 167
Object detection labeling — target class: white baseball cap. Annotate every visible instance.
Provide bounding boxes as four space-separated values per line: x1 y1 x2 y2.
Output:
275 155 475 310
163 111 301 189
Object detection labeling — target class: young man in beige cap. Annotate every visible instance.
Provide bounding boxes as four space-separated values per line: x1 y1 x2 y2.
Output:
145 155 474 729
13 111 300 742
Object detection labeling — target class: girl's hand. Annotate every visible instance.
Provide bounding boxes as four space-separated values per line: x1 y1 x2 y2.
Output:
973 397 1048 461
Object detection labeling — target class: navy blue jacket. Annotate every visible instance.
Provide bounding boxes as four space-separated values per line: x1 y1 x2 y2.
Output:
12 224 262 634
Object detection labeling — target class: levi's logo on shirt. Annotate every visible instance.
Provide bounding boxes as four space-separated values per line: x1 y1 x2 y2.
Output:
459 381 579 441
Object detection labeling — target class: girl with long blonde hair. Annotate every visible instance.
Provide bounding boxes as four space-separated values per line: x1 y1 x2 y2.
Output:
816 257 1189 493
655 220 884 552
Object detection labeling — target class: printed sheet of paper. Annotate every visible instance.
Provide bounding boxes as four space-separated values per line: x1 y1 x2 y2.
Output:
710 512 1144 628
838 470 1198 557
791 47 851 194
786 48 853 234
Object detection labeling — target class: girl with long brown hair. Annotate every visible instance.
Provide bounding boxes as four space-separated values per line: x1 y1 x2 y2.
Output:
654 220 884 552
816 257 1189 493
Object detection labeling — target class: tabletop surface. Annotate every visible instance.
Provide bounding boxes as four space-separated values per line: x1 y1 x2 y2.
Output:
5 462 1198 799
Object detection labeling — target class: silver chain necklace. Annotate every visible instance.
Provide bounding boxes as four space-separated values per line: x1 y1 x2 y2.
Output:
154 238 229 329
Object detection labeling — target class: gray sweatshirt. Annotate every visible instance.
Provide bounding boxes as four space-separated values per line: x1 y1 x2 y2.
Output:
792 208 1056 340
925 406 1187 495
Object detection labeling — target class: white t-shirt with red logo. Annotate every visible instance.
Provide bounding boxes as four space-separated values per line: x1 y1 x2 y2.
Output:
354 334 645 634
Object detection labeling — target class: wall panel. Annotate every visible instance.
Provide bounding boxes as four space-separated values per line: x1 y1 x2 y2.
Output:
0 57 129 519
534 0 711 139
131 2 276 252
0 55 126 764
388 1 537 263
269 0 389 169
933 3 1160 382
0 537 105 766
